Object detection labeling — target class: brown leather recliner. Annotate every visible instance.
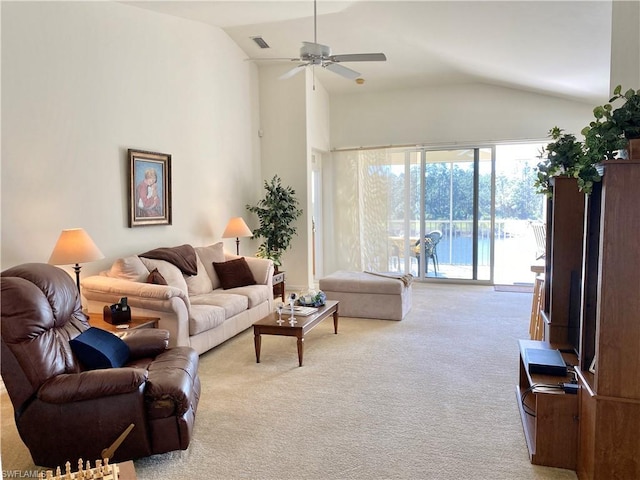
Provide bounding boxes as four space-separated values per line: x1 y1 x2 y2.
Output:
1 263 201 467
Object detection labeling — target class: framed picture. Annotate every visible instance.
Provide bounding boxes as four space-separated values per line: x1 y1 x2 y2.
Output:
589 355 596 374
128 149 172 227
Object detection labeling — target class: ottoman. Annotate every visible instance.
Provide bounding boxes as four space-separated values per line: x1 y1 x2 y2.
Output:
319 270 412 321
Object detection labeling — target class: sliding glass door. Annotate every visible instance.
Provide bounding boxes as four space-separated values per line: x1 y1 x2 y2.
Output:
394 148 494 281
329 146 495 282
327 143 546 285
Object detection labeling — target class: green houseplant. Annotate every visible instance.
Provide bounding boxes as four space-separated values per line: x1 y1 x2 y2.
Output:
246 175 303 269
535 127 587 195
537 86 640 195
610 85 640 140
581 85 640 162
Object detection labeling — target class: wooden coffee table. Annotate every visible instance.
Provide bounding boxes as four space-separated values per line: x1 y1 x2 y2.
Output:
253 300 339 366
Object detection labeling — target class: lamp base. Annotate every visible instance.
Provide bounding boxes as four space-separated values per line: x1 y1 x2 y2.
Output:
72 263 82 293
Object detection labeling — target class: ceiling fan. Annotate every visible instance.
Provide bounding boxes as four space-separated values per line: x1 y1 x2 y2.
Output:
263 0 387 80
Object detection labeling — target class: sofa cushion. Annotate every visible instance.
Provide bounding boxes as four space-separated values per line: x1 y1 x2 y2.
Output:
224 284 270 309
213 257 257 290
188 304 226 336
70 327 130 370
147 268 168 285
139 258 188 295
190 292 249 319
185 255 213 296
107 255 149 282
194 243 225 290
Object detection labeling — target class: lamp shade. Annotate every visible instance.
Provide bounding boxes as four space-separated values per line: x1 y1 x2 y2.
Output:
48 228 104 265
222 217 252 239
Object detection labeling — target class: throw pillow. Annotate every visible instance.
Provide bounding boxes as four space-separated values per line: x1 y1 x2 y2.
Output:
139 257 188 294
185 255 213 296
195 242 225 289
213 257 257 290
147 268 168 285
70 327 130 370
107 255 149 282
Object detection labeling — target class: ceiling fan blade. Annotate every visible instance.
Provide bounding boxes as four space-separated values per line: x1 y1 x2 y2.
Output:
246 57 302 63
324 62 361 80
330 53 387 63
279 65 307 80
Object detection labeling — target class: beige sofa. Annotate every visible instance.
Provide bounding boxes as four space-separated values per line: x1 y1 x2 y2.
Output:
82 242 273 355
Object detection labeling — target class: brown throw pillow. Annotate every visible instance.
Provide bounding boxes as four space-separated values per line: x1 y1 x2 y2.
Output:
212 257 257 290
147 268 168 285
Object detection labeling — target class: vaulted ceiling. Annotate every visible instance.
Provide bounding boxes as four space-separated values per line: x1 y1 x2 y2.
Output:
125 1 613 103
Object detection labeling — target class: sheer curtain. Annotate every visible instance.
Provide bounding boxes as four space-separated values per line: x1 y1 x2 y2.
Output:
326 148 396 273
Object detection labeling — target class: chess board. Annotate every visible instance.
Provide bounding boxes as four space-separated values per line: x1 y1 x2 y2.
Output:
39 458 136 480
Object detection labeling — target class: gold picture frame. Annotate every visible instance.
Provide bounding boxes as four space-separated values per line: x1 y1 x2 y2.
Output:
128 149 172 227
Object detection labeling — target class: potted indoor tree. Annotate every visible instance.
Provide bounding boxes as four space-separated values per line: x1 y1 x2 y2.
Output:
246 175 303 270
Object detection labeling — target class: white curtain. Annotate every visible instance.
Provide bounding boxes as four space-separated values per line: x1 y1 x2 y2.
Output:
325 149 395 273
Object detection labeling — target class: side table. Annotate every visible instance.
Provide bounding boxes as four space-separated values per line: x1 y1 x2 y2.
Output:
87 312 159 333
273 271 285 301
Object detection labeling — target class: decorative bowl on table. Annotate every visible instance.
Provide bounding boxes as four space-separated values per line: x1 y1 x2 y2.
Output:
297 290 327 307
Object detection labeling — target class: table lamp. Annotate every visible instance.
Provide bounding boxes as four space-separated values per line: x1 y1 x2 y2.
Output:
222 217 252 255
49 228 104 292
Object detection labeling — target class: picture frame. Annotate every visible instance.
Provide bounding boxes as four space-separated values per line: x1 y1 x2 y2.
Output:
128 149 172 227
589 355 596 374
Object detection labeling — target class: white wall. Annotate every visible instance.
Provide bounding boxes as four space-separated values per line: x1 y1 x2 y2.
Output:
255 66 332 291
306 74 331 286
307 79 331 153
1 2 262 276
610 1 640 89
330 83 595 149
256 64 309 289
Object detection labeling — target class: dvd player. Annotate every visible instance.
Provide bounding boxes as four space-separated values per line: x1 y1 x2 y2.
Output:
524 348 567 376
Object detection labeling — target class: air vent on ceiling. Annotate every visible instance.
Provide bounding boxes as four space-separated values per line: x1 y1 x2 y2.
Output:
251 36 270 49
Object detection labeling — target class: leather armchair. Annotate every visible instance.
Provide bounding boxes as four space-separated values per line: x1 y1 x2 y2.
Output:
1 263 201 467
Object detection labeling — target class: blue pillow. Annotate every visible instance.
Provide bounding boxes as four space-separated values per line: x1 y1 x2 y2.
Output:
70 327 130 369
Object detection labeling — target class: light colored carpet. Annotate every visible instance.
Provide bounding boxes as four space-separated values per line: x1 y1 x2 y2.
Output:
2 283 578 479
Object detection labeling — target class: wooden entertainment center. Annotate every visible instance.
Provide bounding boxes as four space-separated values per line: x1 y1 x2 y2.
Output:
517 339 578 470
518 154 640 479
